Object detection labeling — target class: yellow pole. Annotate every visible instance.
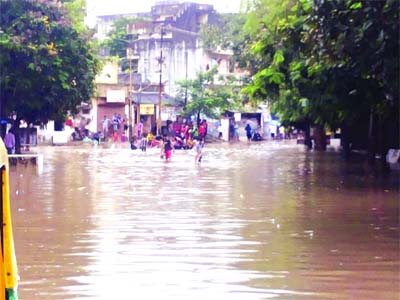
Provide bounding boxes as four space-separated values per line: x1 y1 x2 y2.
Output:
0 138 19 299
0 241 5 300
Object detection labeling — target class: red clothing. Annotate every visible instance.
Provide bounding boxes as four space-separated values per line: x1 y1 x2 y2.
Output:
165 150 172 160
173 122 181 135
65 118 73 127
199 125 206 137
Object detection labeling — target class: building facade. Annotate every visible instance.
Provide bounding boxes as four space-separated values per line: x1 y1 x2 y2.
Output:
92 2 249 136
127 2 219 96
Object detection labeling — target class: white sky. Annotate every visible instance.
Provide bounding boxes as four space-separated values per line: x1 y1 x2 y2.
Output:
86 0 242 22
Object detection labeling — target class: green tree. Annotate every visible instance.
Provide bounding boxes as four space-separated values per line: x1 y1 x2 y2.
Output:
305 0 399 159
100 16 147 59
242 0 321 147
0 0 100 152
176 67 240 124
242 0 399 157
63 0 87 33
200 13 251 72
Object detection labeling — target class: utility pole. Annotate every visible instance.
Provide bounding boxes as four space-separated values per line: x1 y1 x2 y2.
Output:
153 23 196 134
162 25 197 110
184 48 188 108
127 48 133 141
157 24 164 135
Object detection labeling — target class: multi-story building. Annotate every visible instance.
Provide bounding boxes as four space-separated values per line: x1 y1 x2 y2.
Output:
91 1 249 136
127 2 246 95
94 12 150 41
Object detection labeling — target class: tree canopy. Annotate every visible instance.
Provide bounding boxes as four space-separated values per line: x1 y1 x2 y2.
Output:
200 13 252 72
100 16 147 59
176 67 244 123
241 0 399 155
0 0 100 125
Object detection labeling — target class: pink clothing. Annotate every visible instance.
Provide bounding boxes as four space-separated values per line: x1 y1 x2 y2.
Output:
165 150 172 160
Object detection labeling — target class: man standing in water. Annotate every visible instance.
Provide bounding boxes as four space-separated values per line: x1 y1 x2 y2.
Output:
194 138 204 164
4 128 15 154
245 123 252 144
136 120 143 139
102 116 110 141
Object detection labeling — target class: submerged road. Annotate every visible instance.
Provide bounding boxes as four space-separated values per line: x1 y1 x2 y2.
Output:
9 141 399 299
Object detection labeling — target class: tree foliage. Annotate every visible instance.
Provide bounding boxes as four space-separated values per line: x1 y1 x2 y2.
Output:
242 0 399 154
200 13 252 71
176 67 243 121
200 14 246 50
0 0 100 126
242 0 315 124
62 0 87 33
306 0 399 125
100 16 147 59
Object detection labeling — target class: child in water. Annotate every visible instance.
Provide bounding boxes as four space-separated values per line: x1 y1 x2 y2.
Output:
194 138 204 163
164 138 172 162
140 133 147 152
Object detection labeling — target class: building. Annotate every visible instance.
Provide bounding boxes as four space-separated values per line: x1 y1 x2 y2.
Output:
126 2 247 93
91 1 249 136
94 12 150 41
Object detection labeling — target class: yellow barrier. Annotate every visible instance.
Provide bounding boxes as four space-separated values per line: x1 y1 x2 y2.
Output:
0 138 19 300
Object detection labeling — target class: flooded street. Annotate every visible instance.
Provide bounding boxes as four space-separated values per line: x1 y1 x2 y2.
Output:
9 142 399 300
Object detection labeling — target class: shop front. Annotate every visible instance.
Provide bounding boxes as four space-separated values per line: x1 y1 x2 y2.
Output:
133 92 178 135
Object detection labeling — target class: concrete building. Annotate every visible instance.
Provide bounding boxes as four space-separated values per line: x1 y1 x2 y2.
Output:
127 2 218 95
126 2 247 93
91 1 249 136
94 12 150 41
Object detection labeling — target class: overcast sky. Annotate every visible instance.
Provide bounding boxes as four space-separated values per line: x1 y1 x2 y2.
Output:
86 0 242 20
85 0 243 28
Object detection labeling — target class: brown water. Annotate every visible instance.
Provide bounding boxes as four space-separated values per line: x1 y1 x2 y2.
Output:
9 142 399 300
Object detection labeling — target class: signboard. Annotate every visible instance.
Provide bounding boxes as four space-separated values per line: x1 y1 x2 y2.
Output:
262 112 271 122
107 90 126 103
161 107 179 121
161 112 170 121
234 112 241 122
140 104 154 115
96 62 118 84
221 118 230 141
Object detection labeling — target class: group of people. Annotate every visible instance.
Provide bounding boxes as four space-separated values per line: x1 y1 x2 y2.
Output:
245 123 262 143
168 119 208 149
101 114 128 142
229 120 262 143
160 137 205 163
127 118 208 163
79 115 209 163
131 134 205 163
128 118 208 150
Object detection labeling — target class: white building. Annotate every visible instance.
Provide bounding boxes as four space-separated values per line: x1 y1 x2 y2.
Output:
90 2 250 134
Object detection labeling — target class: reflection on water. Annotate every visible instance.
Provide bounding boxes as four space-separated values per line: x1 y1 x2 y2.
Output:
9 142 399 300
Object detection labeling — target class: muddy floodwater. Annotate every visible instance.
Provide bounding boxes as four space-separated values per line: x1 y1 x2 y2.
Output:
9 142 399 300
